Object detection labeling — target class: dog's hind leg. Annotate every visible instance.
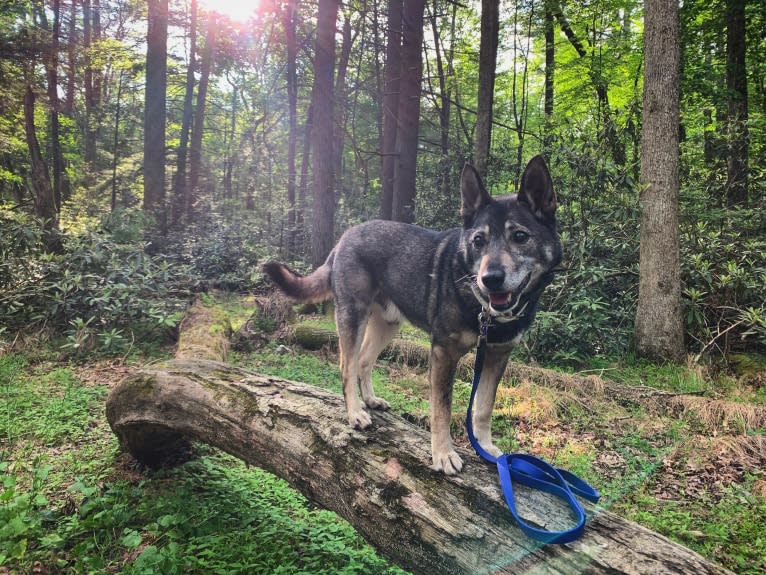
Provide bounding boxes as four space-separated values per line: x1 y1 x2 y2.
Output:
336 304 374 429
357 303 401 411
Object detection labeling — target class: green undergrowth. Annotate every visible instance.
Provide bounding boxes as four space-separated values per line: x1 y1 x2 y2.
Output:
236 316 766 574
0 352 409 574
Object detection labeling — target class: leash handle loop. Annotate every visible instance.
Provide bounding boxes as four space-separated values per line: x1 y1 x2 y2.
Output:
466 338 600 544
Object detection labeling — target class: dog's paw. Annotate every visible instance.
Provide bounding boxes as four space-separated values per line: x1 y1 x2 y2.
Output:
480 442 503 458
348 409 372 429
364 396 390 411
430 449 464 475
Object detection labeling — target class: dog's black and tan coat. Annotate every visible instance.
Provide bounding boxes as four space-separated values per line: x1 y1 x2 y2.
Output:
263 156 561 474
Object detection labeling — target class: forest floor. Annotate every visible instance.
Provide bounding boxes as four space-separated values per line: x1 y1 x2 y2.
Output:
1 292 765 574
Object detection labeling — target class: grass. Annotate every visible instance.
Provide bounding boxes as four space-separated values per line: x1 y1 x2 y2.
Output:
0 352 409 574
2 304 765 574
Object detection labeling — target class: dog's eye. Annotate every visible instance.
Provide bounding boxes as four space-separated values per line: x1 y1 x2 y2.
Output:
512 231 530 244
472 234 486 248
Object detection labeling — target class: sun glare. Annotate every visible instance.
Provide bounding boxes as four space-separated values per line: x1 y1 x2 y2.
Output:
198 0 260 22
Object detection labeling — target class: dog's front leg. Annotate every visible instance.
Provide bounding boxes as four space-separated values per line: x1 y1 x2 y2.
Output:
428 344 463 475
471 345 511 458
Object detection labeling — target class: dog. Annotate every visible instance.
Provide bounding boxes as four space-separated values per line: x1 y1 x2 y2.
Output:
262 155 561 474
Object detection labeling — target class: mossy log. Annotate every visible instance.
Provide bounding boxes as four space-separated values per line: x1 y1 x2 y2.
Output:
289 328 766 435
106 359 732 575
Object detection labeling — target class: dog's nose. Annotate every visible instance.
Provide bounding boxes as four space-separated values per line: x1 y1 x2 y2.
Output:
481 268 505 291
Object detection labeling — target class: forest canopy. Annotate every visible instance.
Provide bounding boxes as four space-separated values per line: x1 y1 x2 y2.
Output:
0 0 764 362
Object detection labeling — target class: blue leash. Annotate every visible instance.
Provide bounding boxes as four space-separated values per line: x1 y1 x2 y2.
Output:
466 336 600 544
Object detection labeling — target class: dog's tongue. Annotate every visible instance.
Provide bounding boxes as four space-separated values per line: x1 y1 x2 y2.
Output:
489 292 512 308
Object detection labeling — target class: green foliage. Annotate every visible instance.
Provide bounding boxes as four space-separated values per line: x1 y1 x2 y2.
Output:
0 209 188 353
0 351 409 574
624 478 766 575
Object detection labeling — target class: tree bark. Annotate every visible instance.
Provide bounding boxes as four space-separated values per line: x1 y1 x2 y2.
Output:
283 0 298 255
106 359 733 575
725 0 748 207
474 0 499 179
634 0 684 362
392 0 426 223
187 13 216 221
543 0 555 153
23 84 58 248
172 0 197 227
143 0 168 234
380 0 402 220
310 0 339 268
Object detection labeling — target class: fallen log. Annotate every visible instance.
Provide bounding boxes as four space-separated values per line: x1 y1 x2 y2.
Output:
288 327 766 434
106 359 732 575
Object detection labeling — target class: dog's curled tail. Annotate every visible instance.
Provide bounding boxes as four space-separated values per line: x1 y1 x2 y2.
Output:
261 261 332 303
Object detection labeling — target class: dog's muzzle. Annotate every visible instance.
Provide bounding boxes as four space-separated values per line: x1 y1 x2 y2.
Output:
471 273 531 321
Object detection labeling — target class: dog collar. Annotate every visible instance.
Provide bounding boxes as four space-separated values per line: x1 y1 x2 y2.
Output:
478 308 527 345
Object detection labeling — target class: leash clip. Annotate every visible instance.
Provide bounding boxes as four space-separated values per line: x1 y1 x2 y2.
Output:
478 309 492 342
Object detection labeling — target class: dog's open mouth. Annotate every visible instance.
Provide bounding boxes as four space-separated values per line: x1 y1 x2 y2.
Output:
488 292 513 310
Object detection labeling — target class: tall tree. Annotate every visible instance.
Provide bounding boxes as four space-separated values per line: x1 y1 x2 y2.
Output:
23 84 59 249
473 0 499 178
543 0 555 153
143 0 168 233
392 0 426 223
187 12 217 220
380 0 402 220
172 0 198 227
310 0 339 267
634 0 684 361
725 0 748 206
283 0 298 255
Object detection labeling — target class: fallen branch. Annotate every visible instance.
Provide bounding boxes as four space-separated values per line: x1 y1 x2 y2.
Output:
106 359 732 575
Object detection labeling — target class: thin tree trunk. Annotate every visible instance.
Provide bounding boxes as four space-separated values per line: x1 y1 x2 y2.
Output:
543 1 554 153
64 0 76 117
725 0 748 206
40 0 65 212
380 0 402 220
187 13 217 220
430 0 453 199
172 0 197 227
334 15 353 200
634 0 684 362
297 104 312 256
310 0 339 268
24 84 59 248
392 0 425 223
474 0 499 178
284 0 298 256
111 70 124 212
143 0 168 234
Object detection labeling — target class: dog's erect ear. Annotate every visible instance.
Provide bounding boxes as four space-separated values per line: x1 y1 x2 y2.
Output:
518 155 557 220
460 163 492 226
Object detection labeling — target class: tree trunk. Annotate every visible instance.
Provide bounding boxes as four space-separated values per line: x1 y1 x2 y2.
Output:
24 84 58 246
474 0 499 179
634 0 684 362
725 0 748 207
430 0 455 200
310 0 339 268
106 359 733 575
334 15 353 195
380 0 402 220
39 0 65 212
187 14 216 221
283 0 298 255
543 0 555 153
172 0 197 227
392 0 426 224
143 0 168 234
64 0 76 117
